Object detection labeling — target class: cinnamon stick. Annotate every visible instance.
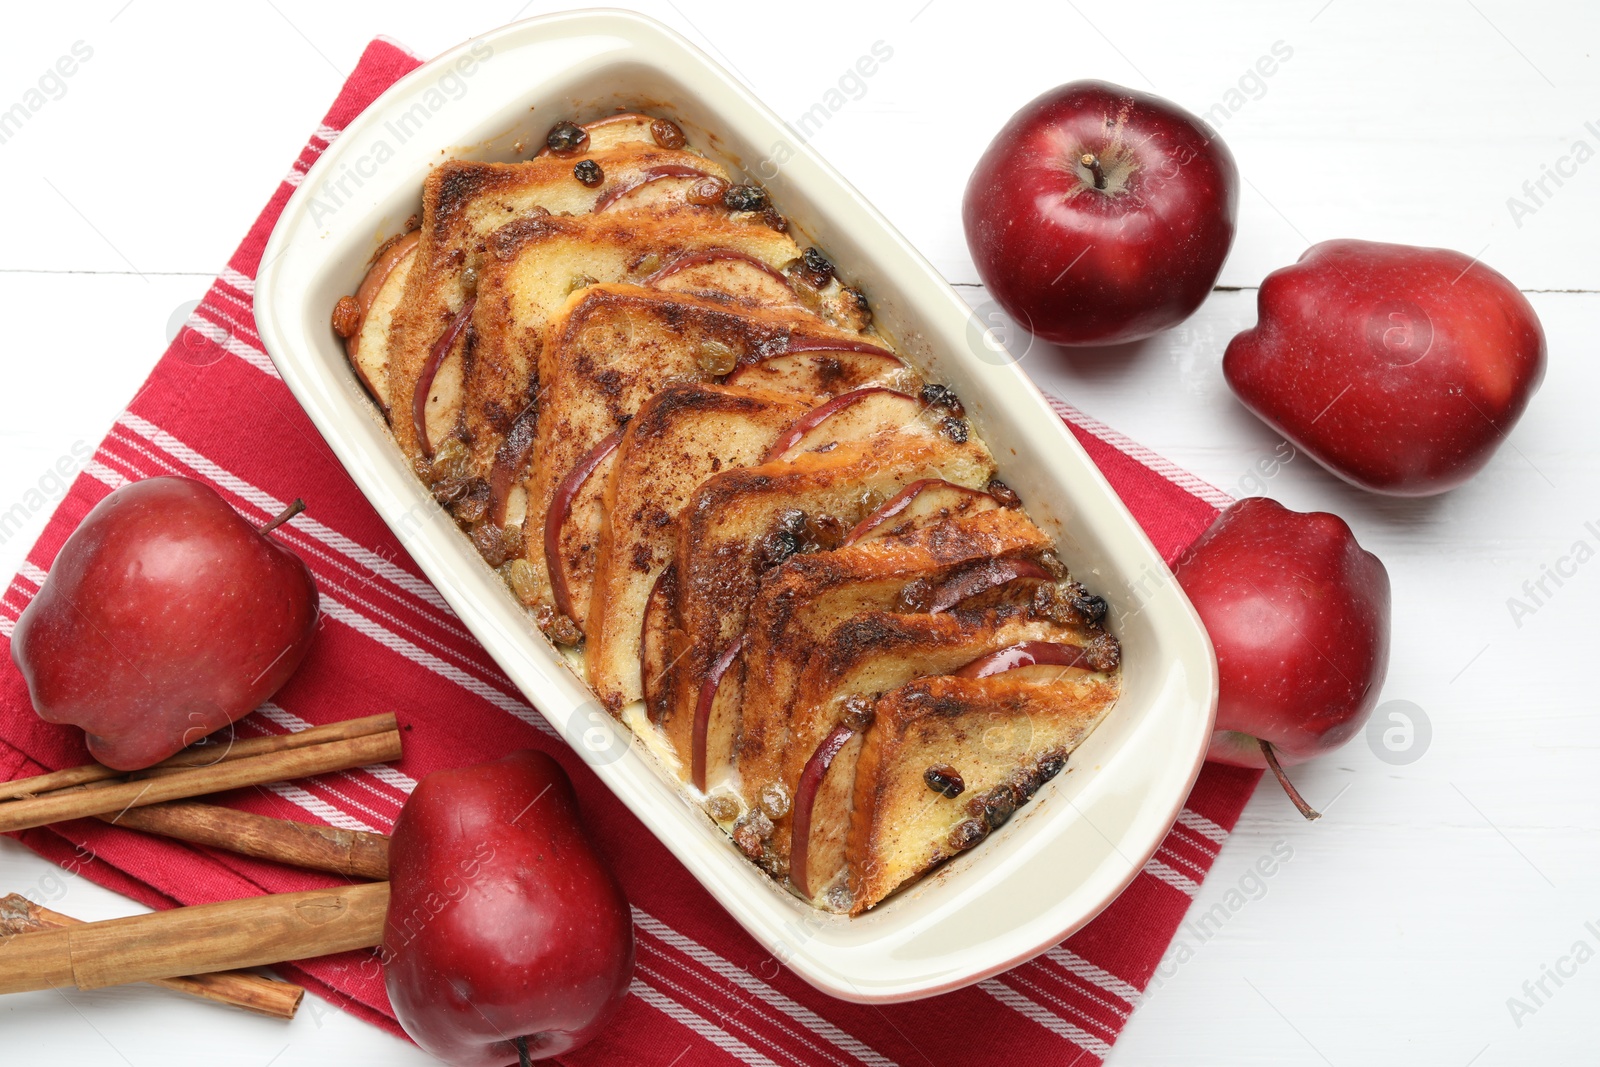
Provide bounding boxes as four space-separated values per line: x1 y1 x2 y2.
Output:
0 713 398 801
96 802 390 880
0 730 402 835
0 882 390 994
0 894 304 1018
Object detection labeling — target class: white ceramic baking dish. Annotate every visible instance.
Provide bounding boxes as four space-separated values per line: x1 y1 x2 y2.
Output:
255 9 1218 1004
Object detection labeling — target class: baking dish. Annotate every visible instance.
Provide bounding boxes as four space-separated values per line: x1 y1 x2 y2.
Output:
255 9 1218 1003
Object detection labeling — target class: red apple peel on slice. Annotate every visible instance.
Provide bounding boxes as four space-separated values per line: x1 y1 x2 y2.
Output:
643 248 795 290
761 388 916 462
789 722 856 899
545 429 624 624
690 636 744 791
922 558 1053 614
593 164 716 211
413 296 476 459
954 641 1090 679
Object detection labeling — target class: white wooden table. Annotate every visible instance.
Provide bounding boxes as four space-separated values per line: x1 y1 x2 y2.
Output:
2 2 1595 1064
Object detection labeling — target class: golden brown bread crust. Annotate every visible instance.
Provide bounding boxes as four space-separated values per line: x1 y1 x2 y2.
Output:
661 434 996 763
587 382 809 711
516 281 892 630
731 508 1053 807
766 607 1095 866
843 672 1120 914
387 143 724 466
470 215 809 541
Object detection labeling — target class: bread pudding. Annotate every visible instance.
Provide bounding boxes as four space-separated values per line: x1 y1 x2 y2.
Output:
333 112 1122 915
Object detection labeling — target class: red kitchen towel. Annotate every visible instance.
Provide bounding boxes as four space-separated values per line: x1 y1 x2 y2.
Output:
0 39 1260 1066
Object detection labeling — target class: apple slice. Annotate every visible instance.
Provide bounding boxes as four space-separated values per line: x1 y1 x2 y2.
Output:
412 295 476 459
843 479 1002 545
545 429 624 624
690 636 745 791
640 566 679 724
346 232 420 415
594 164 717 211
645 248 795 290
789 723 861 900
723 349 911 397
536 112 658 156
921 558 1054 614
954 640 1091 679
762 388 929 462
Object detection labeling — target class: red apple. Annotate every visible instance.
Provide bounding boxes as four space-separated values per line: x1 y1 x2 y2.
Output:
1173 497 1390 819
384 750 634 1065
10 476 319 770
963 80 1238 346
1224 239 1546 496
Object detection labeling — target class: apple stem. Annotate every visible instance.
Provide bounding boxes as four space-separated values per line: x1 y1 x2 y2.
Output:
1258 739 1321 821
258 499 306 536
515 1035 531 1067
1080 153 1108 191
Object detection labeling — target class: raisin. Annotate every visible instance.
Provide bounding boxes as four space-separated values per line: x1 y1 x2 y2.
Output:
546 613 583 647
695 339 739 376
450 480 490 525
758 528 801 571
1068 583 1110 625
757 782 791 820
649 117 685 149
1036 750 1068 783
941 417 970 443
545 120 589 154
759 208 789 232
722 184 769 212
471 523 508 566
573 159 604 187
705 794 740 822
986 478 1021 507
924 764 966 799
331 295 360 338
688 176 731 207
968 785 1018 830
839 695 876 732
947 819 989 852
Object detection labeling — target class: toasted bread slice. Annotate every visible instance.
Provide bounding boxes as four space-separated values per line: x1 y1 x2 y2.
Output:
520 288 902 631
465 216 807 539
662 433 996 782
385 142 730 466
766 607 1113 863
841 671 1120 914
526 287 900 626
585 383 809 711
731 507 1052 801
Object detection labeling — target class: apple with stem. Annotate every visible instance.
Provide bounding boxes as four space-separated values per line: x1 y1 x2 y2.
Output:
1173 497 1390 819
11 476 320 770
384 749 633 1065
963 79 1238 346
